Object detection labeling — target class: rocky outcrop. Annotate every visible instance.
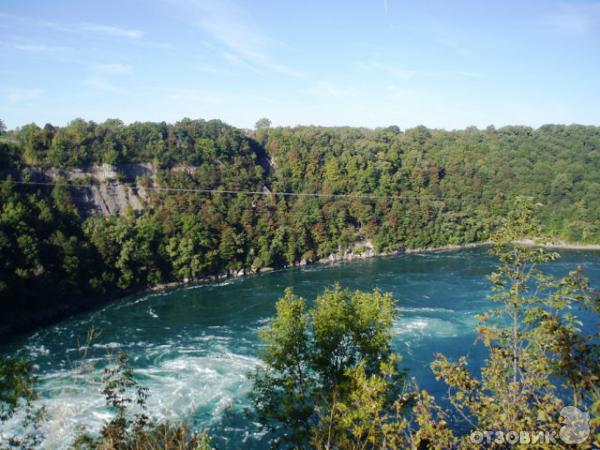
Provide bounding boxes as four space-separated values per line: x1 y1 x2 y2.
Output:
317 239 377 263
38 163 154 182
21 163 154 217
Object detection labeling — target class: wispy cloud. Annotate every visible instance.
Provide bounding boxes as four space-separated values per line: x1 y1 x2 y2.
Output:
11 43 68 54
539 2 600 33
424 69 480 78
195 63 225 75
163 87 282 104
356 60 416 80
222 51 263 73
84 77 126 93
3 14 148 42
386 85 420 102
176 0 302 77
356 59 480 80
305 81 357 98
80 23 144 39
39 20 170 47
92 63 133 75
2 87 43 103
165 88 234 104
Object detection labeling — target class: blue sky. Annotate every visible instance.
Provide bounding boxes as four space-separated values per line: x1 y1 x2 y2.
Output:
1 0 599 130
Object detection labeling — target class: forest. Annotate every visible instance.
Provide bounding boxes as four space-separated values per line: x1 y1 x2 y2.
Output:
2 201 598 448
0 118 599 335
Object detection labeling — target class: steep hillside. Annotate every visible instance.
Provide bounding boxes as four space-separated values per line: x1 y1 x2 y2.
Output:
0 119 599 336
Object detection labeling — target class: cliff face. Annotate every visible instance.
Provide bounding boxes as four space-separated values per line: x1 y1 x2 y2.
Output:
10 155 274 217
28 163 154 217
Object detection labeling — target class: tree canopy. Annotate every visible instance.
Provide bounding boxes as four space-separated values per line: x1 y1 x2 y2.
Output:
0 119 599 335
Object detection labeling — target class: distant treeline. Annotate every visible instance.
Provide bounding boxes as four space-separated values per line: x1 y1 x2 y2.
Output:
0 119 598 334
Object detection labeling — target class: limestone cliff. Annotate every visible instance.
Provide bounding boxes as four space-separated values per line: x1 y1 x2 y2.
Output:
26 163 154 217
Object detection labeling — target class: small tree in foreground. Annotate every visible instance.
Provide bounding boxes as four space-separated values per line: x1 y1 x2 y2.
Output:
74 352 211 450
0 356 47 448
430 198 597 448
250 285 403 447
0 356 35 421
256 198 599 449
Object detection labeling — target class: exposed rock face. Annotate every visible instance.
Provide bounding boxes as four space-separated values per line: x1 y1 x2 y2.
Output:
85 182 148 216
318 239 377 263
40 163 154 182
8 161 276 218
27 163 154 217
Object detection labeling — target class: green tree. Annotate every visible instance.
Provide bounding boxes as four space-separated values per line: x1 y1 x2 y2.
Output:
307 200 598 449
0 119 6 136
250 285 402 447
73 351 213 450
255 117 271 130
429 198 596 448
0 356 35 421
0 356 47 448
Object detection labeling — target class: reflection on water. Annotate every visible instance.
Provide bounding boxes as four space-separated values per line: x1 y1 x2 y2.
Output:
1 248 599 449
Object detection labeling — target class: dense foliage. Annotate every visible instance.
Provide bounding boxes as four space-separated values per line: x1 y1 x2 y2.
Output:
73 352 211 450
1 201 598 448
1 119 599 334
250 286 402 446
0 356 35 421
253 201 600 449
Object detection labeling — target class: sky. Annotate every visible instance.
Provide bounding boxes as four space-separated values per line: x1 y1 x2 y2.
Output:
1 0 599 130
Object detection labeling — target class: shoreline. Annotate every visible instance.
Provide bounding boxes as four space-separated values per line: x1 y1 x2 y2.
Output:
148 241 493 292
2 239 598 340
512 239 600 251
147 238 600 292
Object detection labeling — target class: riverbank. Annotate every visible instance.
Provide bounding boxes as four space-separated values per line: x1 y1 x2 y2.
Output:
13 247 600 450
314 240 491 265
91 238 600 293
513 239 600 251
2 238 598 340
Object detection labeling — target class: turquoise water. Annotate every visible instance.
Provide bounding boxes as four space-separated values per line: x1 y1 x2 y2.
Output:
1 248 599 448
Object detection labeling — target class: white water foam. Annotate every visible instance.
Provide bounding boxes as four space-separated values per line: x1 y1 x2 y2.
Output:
0 348 262 450
399 306 456 313
393 316 462 339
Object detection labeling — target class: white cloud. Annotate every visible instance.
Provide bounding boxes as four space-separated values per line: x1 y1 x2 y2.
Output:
84 77 126 93
222 52 262 73
175 0 302 77
162 88 282 109
12 43 67 54
194 63 225 75
165 88 233 104
92 63 133 75
81 24 144 39
356 60 416 80
423 69 480 78
3 88 43 103
356 59 480 80
305 81 357 98
386 85 420 102
38 20 172 48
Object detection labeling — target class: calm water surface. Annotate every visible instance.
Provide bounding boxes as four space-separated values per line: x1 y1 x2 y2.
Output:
1 248 599 448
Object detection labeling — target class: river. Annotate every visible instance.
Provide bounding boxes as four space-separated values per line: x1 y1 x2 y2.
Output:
1 248 599 448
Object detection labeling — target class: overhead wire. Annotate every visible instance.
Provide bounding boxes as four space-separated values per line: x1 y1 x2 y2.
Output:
2 179 470 201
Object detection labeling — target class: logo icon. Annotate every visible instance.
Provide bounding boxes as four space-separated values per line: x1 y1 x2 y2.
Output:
559 406 590 444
